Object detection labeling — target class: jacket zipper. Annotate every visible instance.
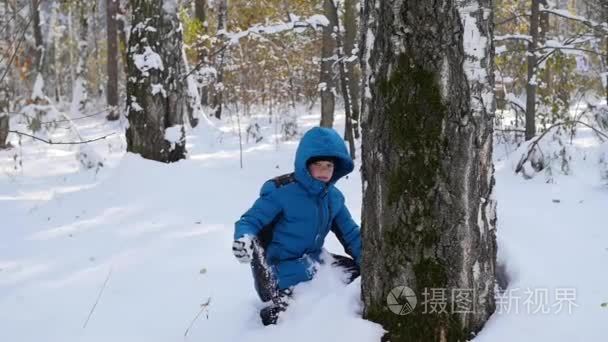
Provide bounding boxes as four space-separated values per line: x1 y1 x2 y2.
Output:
316 186 329 247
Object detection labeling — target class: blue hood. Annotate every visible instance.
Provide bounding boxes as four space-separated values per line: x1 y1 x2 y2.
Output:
294 127 354 194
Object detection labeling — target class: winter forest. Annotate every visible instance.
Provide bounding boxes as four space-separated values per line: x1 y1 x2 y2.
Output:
1 0 607 341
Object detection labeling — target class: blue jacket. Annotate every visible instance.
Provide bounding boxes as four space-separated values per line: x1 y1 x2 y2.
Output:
234 127 362 289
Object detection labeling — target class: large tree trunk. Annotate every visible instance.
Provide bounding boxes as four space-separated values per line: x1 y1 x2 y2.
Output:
106 0 120 120
360 1 497 341
125 0 186 162
212 0 228 119
526 0 540 140
343 0 360 139
319 0 337 128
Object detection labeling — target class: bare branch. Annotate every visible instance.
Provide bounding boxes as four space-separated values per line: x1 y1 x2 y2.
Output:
9 108 112 124
494 35 533 43
540 7 608 34
537 46 607 57
0 13 33 84
496 14 528 26
184 297 211 337
8 130 116 145
515 120 608 174
83 267 113 329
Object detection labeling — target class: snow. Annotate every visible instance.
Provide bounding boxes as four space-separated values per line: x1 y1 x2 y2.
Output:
150 83 166 97
306 14 330 28
31 73 46 100
495 45 507 55
133 46 164 76
164 125 184 146
224 15 328 46
540 6 608 34
1 107 608 342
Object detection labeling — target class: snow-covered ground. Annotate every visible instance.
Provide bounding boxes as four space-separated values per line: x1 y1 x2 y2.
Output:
1 108 607 341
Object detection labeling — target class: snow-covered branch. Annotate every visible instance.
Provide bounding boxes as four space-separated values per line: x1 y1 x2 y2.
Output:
495 34 533 43
184 14 329 80
224 14 329 45
540 6 608 34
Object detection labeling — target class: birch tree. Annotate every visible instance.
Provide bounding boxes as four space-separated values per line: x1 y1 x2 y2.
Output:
360 0 497 340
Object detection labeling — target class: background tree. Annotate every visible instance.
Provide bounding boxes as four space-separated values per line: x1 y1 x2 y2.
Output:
319 0 337 128
106 0 120 121
343 0 360 140
211 0 228 119
125 0 187 162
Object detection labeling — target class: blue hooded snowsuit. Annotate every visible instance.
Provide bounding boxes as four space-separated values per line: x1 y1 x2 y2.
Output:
234 127 362 291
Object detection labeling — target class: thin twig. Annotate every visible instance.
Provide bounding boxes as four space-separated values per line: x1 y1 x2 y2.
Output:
3 108 111 124
181 43 231 80
0 1 29 38
183 297 211 338
83 267 113 329
8 130 116 145
496 14 527 26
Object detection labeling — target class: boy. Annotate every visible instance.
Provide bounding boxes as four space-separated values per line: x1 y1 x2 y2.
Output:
233 126 362 325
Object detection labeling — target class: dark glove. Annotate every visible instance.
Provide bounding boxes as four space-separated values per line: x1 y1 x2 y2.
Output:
232 235 254 263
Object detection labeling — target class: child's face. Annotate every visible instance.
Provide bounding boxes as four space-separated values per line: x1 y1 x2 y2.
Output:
308 160 334 183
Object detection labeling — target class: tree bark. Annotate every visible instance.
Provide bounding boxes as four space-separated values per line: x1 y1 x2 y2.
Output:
327 0 356 159
0 85 8 148
526 0 540 140
0 0 10 149
319 0 337 128
343 0 360 139
212 0 228 119
604 1 608 105
106 0 120 120
194 0 209 106
71 2 89 115
195 0 206 22
360 1 497 341
125 0 186 162
0 114 8 149
118 2 129 75
30 0 48 101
